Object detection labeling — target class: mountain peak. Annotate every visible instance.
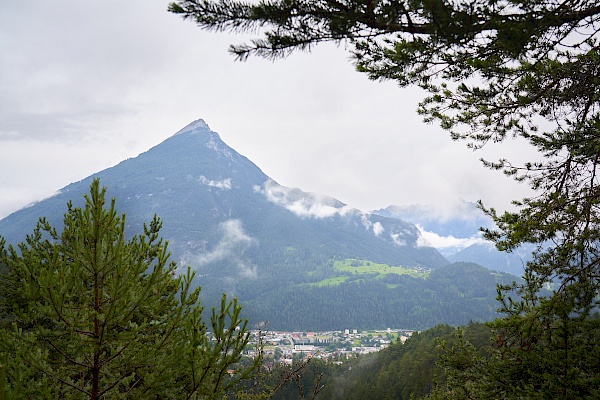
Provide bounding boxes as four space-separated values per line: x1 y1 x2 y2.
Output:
164 119 235 158
0 119 461 330
172 118 211 136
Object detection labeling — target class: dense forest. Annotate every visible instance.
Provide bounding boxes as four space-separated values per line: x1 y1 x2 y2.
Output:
241 262 518 330
328 322 493 400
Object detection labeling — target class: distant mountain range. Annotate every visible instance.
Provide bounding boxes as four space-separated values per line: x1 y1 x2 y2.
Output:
373 203 493 257
0 119 528 330
374 203 532 276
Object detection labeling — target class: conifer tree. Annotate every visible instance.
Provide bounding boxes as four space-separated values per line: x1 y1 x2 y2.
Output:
0 179 257 399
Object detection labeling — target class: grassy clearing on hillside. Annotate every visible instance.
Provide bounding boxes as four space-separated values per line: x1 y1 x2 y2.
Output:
307 259 429 287
334 259 429 278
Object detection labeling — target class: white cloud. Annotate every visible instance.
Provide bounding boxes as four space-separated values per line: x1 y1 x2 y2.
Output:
361 214 372 230
198 175 232 190
390 233 406 246
360 214 385 236
191 219 257 278
415 224 489 249
255 180 354 219
372 221 384 236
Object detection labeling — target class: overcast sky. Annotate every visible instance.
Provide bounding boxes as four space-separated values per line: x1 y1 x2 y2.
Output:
0 0 536 221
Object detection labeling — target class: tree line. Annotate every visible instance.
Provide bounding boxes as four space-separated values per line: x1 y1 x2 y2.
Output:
242 263 517 331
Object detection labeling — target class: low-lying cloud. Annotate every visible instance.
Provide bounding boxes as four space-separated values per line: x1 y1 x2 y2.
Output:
360 214 385 237
372 221 384 236
191 219 257 278
390 233 407 246
198 175 232 190
415 224 488 250
254 180 354 219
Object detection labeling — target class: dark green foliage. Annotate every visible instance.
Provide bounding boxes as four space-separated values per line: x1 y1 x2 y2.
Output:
0 262 10 329
322 323 492 400
243 263 517 331
431 307 600 399
0 179 256 399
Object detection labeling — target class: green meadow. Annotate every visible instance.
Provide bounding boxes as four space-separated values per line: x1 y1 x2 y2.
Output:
309 259 429 287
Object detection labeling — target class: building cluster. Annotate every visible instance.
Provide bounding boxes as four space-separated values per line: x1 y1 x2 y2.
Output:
245 328 415 363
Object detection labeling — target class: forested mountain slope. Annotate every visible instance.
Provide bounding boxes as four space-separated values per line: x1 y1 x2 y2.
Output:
0 120 513 329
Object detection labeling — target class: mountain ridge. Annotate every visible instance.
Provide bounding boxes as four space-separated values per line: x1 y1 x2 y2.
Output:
0 119 520 329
